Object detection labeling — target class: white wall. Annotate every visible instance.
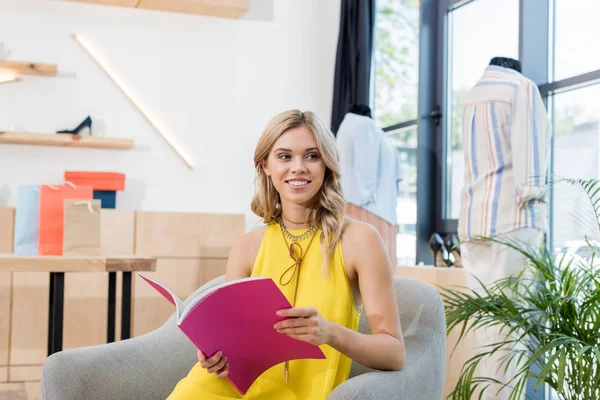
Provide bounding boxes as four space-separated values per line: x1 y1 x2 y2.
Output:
0 0 341 230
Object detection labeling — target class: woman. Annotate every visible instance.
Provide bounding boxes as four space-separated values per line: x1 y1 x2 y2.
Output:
168 110 405 399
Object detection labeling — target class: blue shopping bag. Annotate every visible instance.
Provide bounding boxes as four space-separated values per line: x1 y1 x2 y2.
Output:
13 185 40 255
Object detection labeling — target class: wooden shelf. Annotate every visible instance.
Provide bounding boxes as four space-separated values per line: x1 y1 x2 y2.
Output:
0 60 57 77
66 0 250 18
0 131 133 150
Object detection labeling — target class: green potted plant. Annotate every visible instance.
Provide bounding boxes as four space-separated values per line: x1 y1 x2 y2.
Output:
440 179 600 400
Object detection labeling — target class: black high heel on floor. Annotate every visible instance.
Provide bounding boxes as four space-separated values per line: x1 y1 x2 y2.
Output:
429 233 453 267
445 234 463 268
57 116 92 135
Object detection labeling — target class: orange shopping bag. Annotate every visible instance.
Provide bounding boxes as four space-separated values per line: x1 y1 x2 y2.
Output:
38 183 93 256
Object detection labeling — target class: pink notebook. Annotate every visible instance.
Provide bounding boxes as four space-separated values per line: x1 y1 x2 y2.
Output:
138 274 326 395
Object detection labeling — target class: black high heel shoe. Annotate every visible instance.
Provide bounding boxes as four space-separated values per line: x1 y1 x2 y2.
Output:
429 233 453 267
445 234 462 268
57 116 92 135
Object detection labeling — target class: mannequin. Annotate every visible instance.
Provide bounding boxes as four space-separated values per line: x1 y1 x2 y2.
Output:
348 104 372 118
337 104 401 265
488 56 522 72
458 57 550 399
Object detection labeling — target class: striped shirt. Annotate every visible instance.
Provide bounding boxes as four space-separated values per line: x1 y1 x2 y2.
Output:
458 65 551 241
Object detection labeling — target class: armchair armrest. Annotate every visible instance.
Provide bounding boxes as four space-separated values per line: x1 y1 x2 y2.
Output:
327 359 440 400
327 304 446 400
41 313 197 400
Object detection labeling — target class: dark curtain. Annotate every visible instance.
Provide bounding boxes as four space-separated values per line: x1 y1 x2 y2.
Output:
330 0 376 135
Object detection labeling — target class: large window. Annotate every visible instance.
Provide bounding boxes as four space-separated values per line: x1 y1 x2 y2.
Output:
431 2 600 398
444 0 520 219
553 0 600 81
373 0 420 127
551 84 600 258
388 127 418 266
373 0 600 272
546 0 600 308
373 0 420 265
553 84 600 181
371 0 600 396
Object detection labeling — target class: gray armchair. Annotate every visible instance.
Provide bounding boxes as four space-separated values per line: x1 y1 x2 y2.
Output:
41 276 446 400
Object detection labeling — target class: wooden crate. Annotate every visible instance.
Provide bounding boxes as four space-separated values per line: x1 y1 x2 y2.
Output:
9 272 49 368
0 381 40 400
0 207 14 377
62 209 136 350
8 365 42 383
135 212 243 259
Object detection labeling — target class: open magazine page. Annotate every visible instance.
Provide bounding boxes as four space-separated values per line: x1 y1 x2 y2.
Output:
180 276 269 321
138 274 186 322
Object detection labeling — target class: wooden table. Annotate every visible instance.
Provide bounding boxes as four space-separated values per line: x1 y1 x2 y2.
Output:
0 255 156 356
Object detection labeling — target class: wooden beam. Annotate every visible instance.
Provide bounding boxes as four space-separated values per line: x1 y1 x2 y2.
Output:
136 0 250 18
68 0 139 6
65 0 250 18
0 61 57 77
0 131 134 150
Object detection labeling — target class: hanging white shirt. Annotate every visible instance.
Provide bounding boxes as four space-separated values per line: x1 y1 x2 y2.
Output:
336 112 402 226
458 65 551 241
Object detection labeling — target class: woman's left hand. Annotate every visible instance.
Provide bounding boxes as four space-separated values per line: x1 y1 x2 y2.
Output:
274 307 333 346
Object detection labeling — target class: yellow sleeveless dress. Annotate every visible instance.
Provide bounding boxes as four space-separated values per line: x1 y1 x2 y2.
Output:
167 222 361 400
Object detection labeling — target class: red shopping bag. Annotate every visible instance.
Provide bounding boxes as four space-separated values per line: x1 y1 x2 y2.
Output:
64 171 126 191
38 184 93 255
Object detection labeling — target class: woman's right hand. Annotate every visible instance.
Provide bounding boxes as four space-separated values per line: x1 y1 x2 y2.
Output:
198 350 229 379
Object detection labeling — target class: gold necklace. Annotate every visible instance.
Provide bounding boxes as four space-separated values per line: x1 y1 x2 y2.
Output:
278 221 318 383
279 218 317 244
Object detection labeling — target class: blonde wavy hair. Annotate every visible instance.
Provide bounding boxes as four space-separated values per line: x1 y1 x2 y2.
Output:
250 110 346 270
